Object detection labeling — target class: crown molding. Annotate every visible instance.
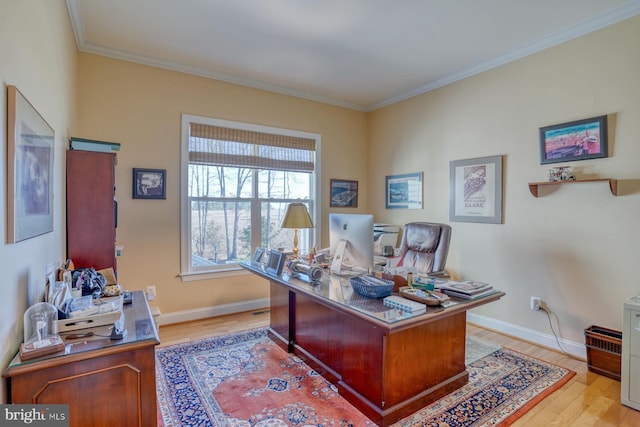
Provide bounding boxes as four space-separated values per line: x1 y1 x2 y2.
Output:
67 0 640 112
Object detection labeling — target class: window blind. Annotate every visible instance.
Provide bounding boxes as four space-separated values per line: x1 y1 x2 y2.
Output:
189 123 315 172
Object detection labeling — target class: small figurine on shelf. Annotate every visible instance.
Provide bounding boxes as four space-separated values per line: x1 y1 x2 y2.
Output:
549 166 575 182
560 166 575 181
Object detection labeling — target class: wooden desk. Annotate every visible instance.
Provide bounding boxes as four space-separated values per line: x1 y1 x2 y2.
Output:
3 291 159 427
242 262 504 426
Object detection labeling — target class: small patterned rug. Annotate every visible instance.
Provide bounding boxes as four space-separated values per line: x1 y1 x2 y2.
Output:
156 328 574 426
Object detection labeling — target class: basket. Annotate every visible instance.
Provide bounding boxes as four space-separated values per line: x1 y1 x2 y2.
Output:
350 276 394 298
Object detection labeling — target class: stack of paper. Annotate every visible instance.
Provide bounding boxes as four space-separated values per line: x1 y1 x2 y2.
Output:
436 280 496 299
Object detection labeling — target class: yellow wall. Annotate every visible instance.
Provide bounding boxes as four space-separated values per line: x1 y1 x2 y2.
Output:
0 0 77 402
369 15 640 345
74 53 368 316
3 4 640 399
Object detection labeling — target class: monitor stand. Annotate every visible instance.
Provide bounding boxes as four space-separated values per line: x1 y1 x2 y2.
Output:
330 239 347 275
330 240 365 276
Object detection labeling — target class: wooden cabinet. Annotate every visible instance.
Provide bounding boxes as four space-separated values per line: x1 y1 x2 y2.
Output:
3 291 159 427
66 150 117 271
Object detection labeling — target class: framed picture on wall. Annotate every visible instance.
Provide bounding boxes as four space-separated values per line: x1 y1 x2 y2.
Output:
539 115 608 164
330 179 358 208
133 168 166 199
385 172 423 209
6 85 55 243
449 155 503 224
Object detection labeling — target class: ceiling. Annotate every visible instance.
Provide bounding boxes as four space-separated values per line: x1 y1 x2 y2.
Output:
66 0 640 112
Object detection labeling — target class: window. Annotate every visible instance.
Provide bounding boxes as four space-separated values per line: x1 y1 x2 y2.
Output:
180 115 320 279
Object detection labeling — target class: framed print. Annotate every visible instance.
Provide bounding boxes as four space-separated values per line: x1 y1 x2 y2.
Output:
6 85 55 243
252 247 265 264
265 249 286 276
330 179 358 208
385 172 423 209
539 115 608 164
449 155 503 224
133 168 166 199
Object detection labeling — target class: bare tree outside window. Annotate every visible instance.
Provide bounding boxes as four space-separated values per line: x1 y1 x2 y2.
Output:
181 115 318 275
189 165 311 267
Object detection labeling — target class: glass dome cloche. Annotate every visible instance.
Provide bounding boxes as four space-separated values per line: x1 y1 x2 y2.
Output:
20 302 63 359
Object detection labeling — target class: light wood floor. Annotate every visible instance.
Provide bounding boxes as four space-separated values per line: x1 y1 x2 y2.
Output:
158 310 640 426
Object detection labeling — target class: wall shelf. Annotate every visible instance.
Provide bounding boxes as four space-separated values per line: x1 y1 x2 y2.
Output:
528 178 618 197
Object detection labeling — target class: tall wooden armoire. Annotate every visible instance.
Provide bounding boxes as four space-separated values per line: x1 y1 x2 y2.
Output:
66 150 117 272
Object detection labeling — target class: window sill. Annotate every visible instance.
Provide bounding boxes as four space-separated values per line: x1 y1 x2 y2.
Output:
180 266 252 282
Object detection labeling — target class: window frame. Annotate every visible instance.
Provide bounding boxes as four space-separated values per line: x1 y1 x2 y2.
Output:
180 114 321 281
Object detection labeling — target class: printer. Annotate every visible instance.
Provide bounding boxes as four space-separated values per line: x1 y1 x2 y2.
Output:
373 224 400 256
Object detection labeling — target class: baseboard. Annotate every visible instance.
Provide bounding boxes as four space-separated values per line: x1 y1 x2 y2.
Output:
467 312 587 360
157 298 270 326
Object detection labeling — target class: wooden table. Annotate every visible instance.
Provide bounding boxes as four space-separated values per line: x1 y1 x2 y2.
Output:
242 262 504 426
3 291 159 427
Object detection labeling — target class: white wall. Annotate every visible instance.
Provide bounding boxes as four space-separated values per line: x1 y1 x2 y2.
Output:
368 15 640 355
0 0 76 401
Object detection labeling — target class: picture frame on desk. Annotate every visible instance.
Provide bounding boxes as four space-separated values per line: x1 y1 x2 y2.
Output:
253 247 265 264
133 168 166 199
6 85 55 243
539 115 608 165
266 249 286 276
449 155 503 224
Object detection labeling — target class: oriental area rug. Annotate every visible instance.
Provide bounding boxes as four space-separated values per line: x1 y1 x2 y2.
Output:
156 328 574 427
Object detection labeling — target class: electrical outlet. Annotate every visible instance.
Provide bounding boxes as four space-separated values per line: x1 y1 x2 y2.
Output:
147 285 156 301
530 296 542 311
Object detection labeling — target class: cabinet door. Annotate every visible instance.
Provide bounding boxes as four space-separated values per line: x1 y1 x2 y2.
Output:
629 310 640 355
66 151 116 271
8 345 157 427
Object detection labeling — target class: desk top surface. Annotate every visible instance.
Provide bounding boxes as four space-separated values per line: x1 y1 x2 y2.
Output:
4 291 159 373
242 261 503 326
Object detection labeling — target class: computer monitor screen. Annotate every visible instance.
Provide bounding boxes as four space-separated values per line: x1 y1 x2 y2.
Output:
329 213 374 273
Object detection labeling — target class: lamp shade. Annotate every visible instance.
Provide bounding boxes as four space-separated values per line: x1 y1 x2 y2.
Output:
280 203 314 229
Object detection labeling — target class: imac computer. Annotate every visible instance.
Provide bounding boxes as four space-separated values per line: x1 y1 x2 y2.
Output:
329 213 374 275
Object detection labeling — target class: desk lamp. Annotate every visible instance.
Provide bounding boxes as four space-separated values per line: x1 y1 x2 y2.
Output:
280 203 314 259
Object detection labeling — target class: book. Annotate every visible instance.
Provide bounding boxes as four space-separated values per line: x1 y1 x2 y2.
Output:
441 288 499 300
437 280 492 295
70 137 120 152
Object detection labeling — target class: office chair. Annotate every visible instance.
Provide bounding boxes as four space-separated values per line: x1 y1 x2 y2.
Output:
397 222 451 276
